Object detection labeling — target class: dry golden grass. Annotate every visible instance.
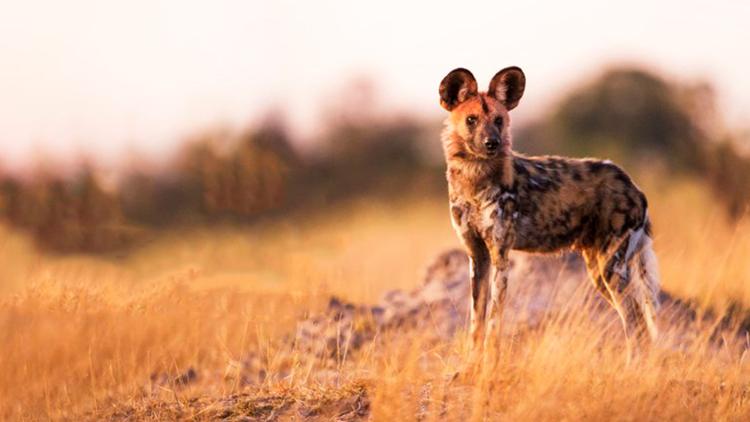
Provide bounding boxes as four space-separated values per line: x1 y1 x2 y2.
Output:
1 176 750 420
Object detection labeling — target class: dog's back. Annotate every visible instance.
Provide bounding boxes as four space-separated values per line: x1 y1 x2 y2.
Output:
510 154 648 254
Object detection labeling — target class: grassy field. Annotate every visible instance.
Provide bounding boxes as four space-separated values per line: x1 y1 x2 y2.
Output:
2 175 750 420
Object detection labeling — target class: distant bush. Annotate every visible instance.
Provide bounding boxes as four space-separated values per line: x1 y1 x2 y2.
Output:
120 122 295 226
0 113 441 252
295 117 443 205
0 166 129 252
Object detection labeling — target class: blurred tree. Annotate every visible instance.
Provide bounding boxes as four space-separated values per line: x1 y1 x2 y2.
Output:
708 139 750 219
199 125 292 217
516 68 710 171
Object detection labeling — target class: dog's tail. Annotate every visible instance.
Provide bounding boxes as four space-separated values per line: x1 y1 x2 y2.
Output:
626 216 661 342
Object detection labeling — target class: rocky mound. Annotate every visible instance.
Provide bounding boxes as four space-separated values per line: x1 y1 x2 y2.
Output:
294 249 747 360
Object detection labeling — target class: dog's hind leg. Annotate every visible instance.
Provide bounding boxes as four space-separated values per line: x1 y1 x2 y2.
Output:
584 226 660 348
583 247 633 345
583 248 616 307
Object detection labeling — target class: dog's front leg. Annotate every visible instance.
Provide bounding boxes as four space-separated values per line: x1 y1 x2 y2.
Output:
467 243 490 354
483 203 515 350
451 205 490 355
484 249 510 350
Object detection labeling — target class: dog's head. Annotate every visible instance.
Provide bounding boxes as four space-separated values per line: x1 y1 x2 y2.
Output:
439 67 525 160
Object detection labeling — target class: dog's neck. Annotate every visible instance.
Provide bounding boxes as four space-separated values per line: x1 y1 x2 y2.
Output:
442 130 514 205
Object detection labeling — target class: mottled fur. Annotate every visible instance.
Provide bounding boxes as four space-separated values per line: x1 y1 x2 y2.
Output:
439 67 660 354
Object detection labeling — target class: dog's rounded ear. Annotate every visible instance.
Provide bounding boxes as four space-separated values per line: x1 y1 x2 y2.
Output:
488 67 526 110
439 68 478 111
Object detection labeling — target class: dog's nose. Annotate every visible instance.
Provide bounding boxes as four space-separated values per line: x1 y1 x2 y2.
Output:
484 137 500 151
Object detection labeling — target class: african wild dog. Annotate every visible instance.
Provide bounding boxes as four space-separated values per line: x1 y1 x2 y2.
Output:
438 67 660 355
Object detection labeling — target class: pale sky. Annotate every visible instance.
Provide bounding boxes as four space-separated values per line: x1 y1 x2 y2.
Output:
1 0 749 169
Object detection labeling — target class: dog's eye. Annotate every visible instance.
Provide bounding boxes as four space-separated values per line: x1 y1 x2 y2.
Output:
494 117 503 127
466 115 477 126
